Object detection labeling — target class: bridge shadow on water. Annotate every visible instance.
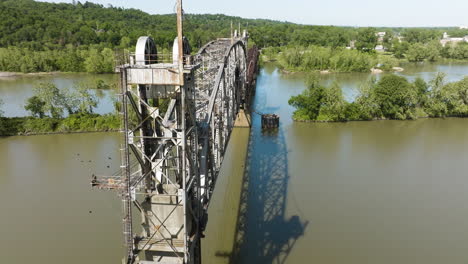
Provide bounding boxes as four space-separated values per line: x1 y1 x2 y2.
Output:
215 104 309 264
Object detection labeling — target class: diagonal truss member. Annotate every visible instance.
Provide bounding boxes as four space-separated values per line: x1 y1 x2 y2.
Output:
93 30 249 263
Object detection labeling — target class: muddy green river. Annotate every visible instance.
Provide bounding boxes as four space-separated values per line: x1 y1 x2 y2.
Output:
2 62 468 263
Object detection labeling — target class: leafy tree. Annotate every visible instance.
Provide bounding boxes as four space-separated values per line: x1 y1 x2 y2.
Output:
382 33 393 50
444 79 468 116
74 82 99 114
355 28 377 52
24 96 46 118
429 72 446 94
119 36 131 49
441 42 468 60
392 40 408 59
317 82 347 121
426 40 442 61
84 48 104 73
373 74 417 119
84 48 115 73
34 82 64 118
406 43 428 62
288 75 325 121
354 76 380 120
56 45 85 72
101 48 115 73
59 88 80 115
402 29 440 43
413 77 429 107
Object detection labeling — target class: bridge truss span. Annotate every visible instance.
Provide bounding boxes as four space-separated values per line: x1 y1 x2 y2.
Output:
195 39 247 202
93 35 252 264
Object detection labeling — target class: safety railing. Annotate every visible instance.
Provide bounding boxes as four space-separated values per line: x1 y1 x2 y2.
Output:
128 53 195 66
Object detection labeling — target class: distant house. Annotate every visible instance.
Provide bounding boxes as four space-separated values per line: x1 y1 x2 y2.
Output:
375 45 385 52
346 40 356 50
376 32 386 42
440 32 468 47
373 32 387 51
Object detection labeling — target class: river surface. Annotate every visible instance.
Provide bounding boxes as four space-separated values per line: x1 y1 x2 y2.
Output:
1 62 466 117
2 62 468 263
0 73 117 117
0 133 124 263
204 62 468 264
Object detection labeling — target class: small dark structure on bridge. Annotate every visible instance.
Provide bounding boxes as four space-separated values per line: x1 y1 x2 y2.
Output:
261 114 280 129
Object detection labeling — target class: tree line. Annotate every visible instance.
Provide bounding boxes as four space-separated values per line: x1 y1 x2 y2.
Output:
389 40 468 62
289 73 468 122
1 0 468 73
0 46 115 73
0 0 356 50
275 45 400 73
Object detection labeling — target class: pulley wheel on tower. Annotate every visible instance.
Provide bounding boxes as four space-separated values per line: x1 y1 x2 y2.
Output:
135 36 158 65
172 36 191 64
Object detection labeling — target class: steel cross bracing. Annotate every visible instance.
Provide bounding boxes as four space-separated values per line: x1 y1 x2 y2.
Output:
93 34 249 264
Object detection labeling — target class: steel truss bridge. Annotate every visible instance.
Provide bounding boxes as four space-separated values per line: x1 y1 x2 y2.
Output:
93 20 258 263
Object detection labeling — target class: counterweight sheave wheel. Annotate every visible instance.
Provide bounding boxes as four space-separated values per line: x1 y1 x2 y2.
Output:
136 36 158 65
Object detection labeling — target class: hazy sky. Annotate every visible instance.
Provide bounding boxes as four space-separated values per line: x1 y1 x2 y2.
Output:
38 0 468 27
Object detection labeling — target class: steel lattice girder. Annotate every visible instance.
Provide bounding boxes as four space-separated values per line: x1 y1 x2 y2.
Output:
113 37 248 264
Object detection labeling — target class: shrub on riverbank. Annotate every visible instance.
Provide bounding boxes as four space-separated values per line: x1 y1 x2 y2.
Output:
0 114 120 136
278 46 377 73
289 73 468 122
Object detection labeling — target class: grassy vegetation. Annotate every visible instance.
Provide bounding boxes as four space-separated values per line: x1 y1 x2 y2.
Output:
0 113 120 136
270 46 401 73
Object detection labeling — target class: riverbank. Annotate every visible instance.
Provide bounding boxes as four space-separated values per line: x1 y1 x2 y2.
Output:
291 115 468 124
262 45 468 74
0 71 62 78
0 114 120 137
289 72 468 122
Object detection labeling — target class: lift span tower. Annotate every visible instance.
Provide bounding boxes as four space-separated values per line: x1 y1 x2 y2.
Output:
92 1 259 263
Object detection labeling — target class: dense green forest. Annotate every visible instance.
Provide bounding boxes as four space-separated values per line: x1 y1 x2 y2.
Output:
0 0 355 73
289 73 468 122
2 0 468 73
0 0 356 50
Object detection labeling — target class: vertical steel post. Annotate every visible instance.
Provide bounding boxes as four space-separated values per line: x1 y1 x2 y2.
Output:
231 21 233 44
177 0 184 87
176 0 188 262
120 68 134 264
